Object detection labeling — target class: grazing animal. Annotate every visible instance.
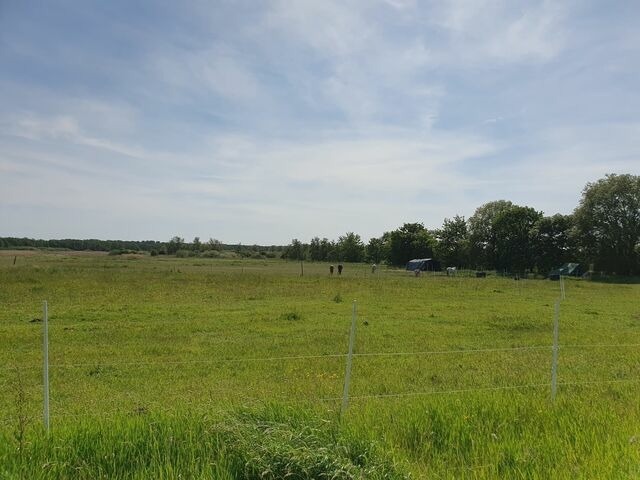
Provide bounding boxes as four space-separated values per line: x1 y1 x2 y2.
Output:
337 264 343 275
329 265 334 275
446 267 457 276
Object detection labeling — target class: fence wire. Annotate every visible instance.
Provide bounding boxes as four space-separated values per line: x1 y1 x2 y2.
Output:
2 377 640 426
4 342 640 371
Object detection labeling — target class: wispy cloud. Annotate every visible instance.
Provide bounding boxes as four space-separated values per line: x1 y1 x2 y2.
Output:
431 0 568 63
0 0 638 243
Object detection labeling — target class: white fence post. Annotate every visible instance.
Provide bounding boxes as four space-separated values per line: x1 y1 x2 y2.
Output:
43 300 50 433
341 300 357 417
551 299 560 401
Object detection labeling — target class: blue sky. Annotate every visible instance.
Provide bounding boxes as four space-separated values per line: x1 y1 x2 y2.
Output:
1 1 638 244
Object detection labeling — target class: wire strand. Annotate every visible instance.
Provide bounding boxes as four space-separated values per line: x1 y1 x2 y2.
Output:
4 343 639 371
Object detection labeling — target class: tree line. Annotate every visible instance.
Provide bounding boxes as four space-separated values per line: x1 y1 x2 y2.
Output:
282 174 640 275
0 235 284 258
0 238 165 253
2 173 638 275
163 236 283 258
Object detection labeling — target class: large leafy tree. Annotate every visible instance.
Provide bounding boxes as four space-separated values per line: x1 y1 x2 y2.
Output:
386 223 436 266
365 237 386 264
319 238 333 261
283 238 305 260
206 238 223 251
435 215 469 267
468 200 514 269
308 237 336 261
337 232 365 262
493 206 542 274
167 236 184 254
532 214 574 274
309 237 323 261
574 174 640 274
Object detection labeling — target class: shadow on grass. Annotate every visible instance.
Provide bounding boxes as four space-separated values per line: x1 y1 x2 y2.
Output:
589 275 640 285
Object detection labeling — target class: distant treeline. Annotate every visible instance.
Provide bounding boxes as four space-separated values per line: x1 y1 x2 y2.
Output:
281 173 640 276
0 237 165 252
0 236 285 258
2 173 639 275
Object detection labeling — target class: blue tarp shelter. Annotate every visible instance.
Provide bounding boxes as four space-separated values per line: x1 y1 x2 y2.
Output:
549 263 582 280
405 258 441 272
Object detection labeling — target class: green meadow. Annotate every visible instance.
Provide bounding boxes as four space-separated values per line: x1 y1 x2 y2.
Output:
1 251 640 478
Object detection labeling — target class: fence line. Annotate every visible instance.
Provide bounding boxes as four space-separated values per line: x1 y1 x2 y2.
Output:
353 345 552 357
342 382 552 400
7 299 639 426
558 378 640 387
559 343 640 349
5 342 640 372
334 377 640 401
3 376 640 427
48 353 347 368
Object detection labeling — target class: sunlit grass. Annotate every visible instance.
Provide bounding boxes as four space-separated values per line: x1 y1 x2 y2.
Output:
1 252 639 477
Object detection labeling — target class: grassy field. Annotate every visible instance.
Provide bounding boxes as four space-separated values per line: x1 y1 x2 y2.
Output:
1 251 640 478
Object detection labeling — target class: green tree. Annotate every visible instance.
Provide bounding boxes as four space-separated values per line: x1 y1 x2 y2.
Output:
532 214 574 274
206 238 223 251
435 215 469 267
167 236 184 255
309 237 323 261
387 223 436 266
468 200 514 269
365 237 386 264
574 174 640 274
283 239 305 261
320 238 333 261
336 232 365 262
192 237 202 252
493 206 542 274
308 237 334 262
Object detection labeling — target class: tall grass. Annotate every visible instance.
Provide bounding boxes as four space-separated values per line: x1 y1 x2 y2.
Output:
2 391 639 478
0 404 405 479
1 253 640 477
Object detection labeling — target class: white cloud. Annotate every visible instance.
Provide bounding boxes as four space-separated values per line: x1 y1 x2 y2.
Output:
264 0 374 58
1 0 638 243
430 0 567 63
153 45 261 102
0 115 500 241
460 123 640 216
2 112 150 162
259 1 443 125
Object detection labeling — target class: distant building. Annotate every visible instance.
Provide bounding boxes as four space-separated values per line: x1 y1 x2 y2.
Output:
405 258 441 272
549 263 582 280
